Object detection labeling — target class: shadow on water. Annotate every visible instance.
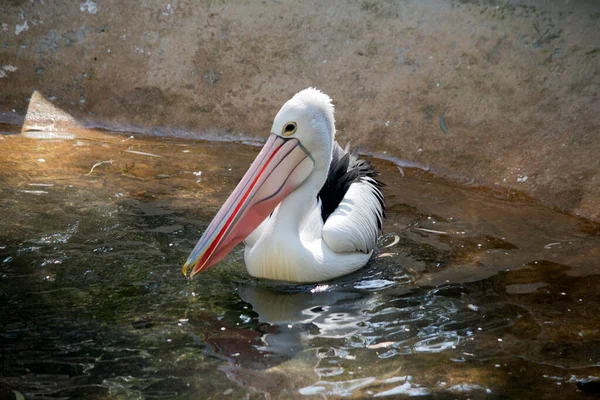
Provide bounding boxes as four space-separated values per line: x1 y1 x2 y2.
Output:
0 127 599 398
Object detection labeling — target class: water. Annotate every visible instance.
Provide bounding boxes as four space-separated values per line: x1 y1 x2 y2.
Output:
0 127 599 399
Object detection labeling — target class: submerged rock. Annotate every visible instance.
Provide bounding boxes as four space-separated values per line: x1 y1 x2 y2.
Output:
577 379 600 394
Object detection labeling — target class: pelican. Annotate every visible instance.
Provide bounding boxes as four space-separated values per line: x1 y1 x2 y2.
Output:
182 88 385 282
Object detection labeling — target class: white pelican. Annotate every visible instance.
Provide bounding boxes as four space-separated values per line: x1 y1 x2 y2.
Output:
182 88 385 282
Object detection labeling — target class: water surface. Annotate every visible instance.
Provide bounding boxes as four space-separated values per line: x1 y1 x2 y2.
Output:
0 128 599 399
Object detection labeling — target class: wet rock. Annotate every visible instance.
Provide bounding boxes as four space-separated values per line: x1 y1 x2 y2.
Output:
0 391 24 400
132 320 154 329
22 361 84 376
144 377 190 397
577 379 600 394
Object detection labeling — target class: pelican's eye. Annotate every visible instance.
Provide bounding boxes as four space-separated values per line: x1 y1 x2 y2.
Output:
282 122 297 136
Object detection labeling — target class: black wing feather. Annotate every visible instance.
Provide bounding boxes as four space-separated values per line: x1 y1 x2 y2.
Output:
317 142 386 226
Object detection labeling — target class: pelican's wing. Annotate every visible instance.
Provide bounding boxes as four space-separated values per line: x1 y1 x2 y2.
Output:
320 142 385 253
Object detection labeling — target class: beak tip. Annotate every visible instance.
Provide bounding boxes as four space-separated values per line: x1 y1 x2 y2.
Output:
181 262 190 278
182 259 201 280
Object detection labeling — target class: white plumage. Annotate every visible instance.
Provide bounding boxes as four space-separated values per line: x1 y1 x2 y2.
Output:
323 177 383 254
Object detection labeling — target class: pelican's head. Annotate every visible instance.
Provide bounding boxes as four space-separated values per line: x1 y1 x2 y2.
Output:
182 88 336 278
271 88 335 168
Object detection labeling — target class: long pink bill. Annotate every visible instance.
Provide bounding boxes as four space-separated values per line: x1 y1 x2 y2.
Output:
182 134 314 279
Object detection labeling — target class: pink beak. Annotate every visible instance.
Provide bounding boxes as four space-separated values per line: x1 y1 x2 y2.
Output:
182 134 314 278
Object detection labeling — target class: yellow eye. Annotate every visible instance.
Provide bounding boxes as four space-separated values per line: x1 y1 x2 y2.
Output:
282 122 297 136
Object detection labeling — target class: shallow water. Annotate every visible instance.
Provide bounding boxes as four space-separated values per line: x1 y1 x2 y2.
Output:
0 127 599 399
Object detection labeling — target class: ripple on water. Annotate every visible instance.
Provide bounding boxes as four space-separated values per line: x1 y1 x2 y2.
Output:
354 278 396 290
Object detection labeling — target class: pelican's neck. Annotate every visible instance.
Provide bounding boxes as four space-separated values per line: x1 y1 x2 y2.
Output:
273 159 329 233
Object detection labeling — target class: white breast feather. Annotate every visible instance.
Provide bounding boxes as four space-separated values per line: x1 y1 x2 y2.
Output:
299 198 325 242
322 177 382 253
